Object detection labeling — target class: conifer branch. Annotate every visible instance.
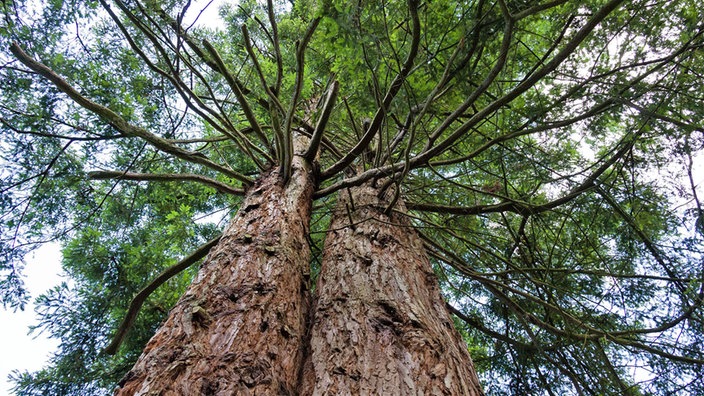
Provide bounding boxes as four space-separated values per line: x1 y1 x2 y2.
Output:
201 40 269 155
105 0 273 167
266 0 283 94
282 16 322 182
9 43 254 186
321 0 421 180
103 234 222 355
88 171 244 195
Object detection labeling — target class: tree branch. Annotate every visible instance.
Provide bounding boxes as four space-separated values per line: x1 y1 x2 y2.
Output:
201 39 270 157
105 0 272 167
407 128 641 215
418 0 625 162
282 15 322 182
103 234 222 355
446 302 536 350
88 171 244 195
425 218 704 365
266 0 283 94
241 24 285 116
320 0 421 180
422 3 515 152
9 43 254 186
303 80 339 162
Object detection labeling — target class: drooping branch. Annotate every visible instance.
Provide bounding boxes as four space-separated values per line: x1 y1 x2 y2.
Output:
446 302 537 351
595 185 688 296
417 200 699 346
0 116 122 141
424 232 704 365
9 43 254 186
621 99 704 133
88 171 244 195
407 127 643 216
103 233 222 355
8 141 74 255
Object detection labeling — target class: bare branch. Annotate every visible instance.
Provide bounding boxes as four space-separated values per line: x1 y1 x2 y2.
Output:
303 81 339 162
88 171 244 195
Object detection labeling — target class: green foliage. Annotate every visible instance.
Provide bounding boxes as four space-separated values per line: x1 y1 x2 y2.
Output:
1 0 703 394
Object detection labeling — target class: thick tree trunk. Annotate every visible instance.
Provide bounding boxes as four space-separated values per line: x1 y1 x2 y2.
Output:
300 181 484 395
115 150 315 395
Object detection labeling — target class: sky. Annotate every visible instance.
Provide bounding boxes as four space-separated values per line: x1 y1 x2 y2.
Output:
0 243 63 395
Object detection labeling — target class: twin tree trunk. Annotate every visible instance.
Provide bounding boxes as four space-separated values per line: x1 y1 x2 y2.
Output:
116 149 316 394
116 154 483 394
301 181 483 395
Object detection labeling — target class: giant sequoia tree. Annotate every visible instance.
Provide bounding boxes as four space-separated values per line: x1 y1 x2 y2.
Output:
1 0 703 394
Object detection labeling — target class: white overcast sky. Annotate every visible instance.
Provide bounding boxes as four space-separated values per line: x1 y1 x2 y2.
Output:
0 244 62 395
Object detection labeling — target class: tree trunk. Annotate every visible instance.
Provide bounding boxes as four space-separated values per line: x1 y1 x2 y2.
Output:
115 151 315 395
300 181 484 395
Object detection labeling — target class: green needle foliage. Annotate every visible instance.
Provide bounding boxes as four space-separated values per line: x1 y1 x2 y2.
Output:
1 0 703 394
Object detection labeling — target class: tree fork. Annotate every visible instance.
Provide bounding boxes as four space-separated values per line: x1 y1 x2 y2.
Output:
300 180 484 394
115 136 315 395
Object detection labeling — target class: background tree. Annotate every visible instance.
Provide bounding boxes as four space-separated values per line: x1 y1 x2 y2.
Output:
1 0 703 394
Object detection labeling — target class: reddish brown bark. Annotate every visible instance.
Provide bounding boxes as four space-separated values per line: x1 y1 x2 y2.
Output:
300 182 484 395
115 150 315 395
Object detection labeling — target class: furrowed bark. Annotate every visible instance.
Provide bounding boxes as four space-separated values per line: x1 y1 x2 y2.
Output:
115 136 315 395
301 181 484 395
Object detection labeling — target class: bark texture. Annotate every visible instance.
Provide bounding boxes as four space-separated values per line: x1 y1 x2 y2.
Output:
301 182 484 395
115 150 315 395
